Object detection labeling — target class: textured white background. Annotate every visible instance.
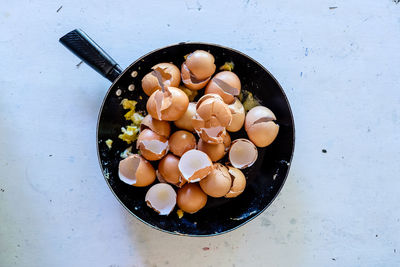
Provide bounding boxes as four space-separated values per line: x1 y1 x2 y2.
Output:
1 0 400 266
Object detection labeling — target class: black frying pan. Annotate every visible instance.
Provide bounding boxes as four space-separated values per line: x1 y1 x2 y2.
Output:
60 29 295 236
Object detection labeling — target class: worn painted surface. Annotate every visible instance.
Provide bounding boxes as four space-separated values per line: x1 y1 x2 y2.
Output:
0 0 400 266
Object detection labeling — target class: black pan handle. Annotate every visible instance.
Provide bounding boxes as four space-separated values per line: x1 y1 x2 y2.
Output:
59 29 122 82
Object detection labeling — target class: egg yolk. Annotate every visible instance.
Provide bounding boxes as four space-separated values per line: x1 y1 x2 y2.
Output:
119 99 144 144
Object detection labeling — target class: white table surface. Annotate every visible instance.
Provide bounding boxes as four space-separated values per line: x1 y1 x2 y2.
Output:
1 0 400 266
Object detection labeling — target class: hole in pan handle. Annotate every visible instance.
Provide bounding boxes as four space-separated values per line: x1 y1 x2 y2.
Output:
59 29 122 82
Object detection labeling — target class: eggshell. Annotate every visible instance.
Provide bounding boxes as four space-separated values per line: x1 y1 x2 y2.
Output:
177 183 207 213
192 94 232 144
247 121 279 147
223 132 231 152
174 102 196 132
225 166 246 198
185 50 216 80
205 71 241 104
178 149 213 182
196 95 232 127
226 98 245 132
118 154 156 187
228 138 258 169
181 63 211 90
200 163 231 197
197 139 225 162
137 129 169 161
141 63 180 96
141 73 161 96
245 106 279 147
244 106 276 131
146 87 189 121
158 154 181 185
198 127 228 145
145 183 177 215
140 114 171 138
169 130 197 157
153 63 180 86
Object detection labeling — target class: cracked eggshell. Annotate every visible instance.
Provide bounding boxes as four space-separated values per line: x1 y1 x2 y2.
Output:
177 183 207 214
142 63 180 96
185 50 216 80
192 94 232 144
196 95 232 128
226 98 245 132
197 127 227 144
146 87 189 121
244 106 276 130
140 114 171 138
118 154 156 187
137 129 169 161
245 106 279 147
173 102 196 132
178 149 213 182
145 183 177 215
223 131 231 152
228 138 258 169
181 63 211 90
199 163 231 198
197 139 225 162
205 71 241 104
156 170 167 183
158 154 185 187
169 130 197 157
225 166 246 198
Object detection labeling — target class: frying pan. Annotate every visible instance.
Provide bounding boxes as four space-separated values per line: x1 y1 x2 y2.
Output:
60 29 295 236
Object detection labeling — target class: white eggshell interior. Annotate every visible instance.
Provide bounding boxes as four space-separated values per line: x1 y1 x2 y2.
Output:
145 183 177 215
141 140 168 154
178 150 211 181
229 139 258 169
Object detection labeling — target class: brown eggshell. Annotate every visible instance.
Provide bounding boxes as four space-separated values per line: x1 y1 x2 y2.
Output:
181 63 211 90
245 106 277 131
225 166 246 198
173 102 196 132
137 129 169 161
228 138 258 169
197 139 225 162
245 106 279 147
118 154 156 187
185 50 216 80
247 121 279 147
226 98 245 132
141 63 181 96
178 150 214 182
195 94 232 128
153 63 180 87
169 130 196 157
158 154 182 186
199 163 231 197
140 114 171 138
198 127 227 144
193 94 232 144
223 131 231 151
177 183 207 213
146 87 189 121
141 72 161 96
205 71 241 104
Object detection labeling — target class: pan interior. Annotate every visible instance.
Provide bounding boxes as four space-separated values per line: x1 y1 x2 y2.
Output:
97 43 294 236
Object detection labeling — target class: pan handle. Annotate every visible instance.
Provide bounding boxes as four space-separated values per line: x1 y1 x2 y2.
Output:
59 29 122 82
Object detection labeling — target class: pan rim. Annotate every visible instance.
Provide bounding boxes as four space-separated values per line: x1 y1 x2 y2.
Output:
96 41 296 237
